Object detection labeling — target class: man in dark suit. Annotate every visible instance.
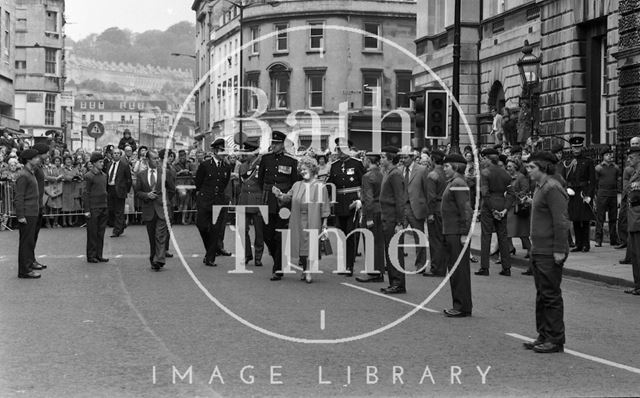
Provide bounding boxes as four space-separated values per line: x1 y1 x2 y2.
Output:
476 148 514 276
31 142 50 271
106 148 132 237
424 150 448 277
84 152 109 263
195 138 232 267
379 146 407 294
135 150 176 270
398 146 429 271
159 149 177 258
15 149 42 279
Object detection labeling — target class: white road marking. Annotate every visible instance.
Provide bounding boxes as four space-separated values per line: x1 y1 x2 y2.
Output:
76 255 83 258
320 310 326 330
115 255 123 259
191 254 199 258
342 283 439 313
38 255 47 258
506 333 640 375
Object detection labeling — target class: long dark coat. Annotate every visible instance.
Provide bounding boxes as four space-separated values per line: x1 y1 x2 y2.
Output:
564 154 596 221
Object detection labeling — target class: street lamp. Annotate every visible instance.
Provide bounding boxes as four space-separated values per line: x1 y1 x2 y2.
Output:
517 40 541 140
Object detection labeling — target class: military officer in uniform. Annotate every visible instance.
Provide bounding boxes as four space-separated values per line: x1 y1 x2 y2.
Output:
355 151 385 283
326 138 365 276
476 148 514 276
565 136 596 252
194 138 232 267
623 147 640 295
237 135 264 267
594 145 620 247
83 152 109 263
424 150 448 277
441 153 473 317
258 130 300 280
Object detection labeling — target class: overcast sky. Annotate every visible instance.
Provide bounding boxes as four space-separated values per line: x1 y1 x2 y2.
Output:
65 0 194 41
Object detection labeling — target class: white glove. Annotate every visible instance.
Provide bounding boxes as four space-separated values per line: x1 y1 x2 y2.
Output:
567 188 575 196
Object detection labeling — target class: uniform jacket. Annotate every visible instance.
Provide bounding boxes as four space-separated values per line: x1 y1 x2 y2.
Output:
565 154 596 221
480 162 514 212
530 175 569 255
135 167 176 222
83 168 108 211
426 164 447 217
194 157 232 208
380 165 406 225
361 166 383 221
257 151 300 214
595 162 620 197
106 158 133 199
403 162 429 220
238 156 263 213
326 156 365 216
14 167 40 218
34 165 45 208
627 167 640 232
441 174 472 235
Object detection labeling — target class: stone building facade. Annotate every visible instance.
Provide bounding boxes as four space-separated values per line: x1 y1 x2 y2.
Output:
414 0 621 150
13 0 66 139
616 0 640 152
0 0 18 135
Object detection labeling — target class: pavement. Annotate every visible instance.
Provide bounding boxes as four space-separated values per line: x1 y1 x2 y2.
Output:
1 225 640 397
468 222 636 288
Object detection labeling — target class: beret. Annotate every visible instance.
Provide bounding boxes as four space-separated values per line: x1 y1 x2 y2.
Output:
601 145 612 155
243 136 260 151
33 143 50 154
498 154 508 164
271 130 287 143
443 153 467 165
381 145 399 154
20 148 39 161
481 148 499 156
90 152 104 163
528 151 557 164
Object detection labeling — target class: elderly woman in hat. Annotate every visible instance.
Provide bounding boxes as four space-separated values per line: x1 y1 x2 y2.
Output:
441 152 473 317
274 156 330 283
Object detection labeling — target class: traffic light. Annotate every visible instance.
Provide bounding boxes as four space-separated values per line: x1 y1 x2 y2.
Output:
425 90 448 139
414 93 425 130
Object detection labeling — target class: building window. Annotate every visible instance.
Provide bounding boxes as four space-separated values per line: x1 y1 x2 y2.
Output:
98 101 104 109
309 22 325 50
80 102 87 109
45 49 57 74
426 0 446 36
396 72 412 108
269 64 290 109
362 71 382 108
89 102 95 110
4 11 10 60
90 114 95 122
45 11 57 32
245 72 260 111
120 102 126 109
82 114 86 123
363 23 381 50
45 94 56 126
15 60 26 69
121 115 125 123
99 114 104 122
250 26 259 54
275 24 288 52
306 72 324 108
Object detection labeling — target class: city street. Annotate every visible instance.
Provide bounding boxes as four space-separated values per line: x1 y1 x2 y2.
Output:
1 225 639 397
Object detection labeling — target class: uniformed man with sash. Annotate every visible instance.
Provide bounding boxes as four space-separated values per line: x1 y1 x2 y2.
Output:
564 136 596 252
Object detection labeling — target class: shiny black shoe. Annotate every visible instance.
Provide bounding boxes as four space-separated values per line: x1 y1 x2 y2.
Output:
533 342 563 353
255 261 263 267
443 309 471 318
624 288 640 295
97 257 109 262
151 263 162 271
422 271 445 277
216 249 232 256
203 258 217 267
615 243 627 249
355 274 384 283
18 271 41 279
87 258 99 263
165 252 174 258
570 247 583 253
380 285 406 294
270 273 282 281
30 263 44 270
521 269 533 275
523 339 544 350
582 247 590 252
33 261 47 269
499 269 511 276
474 268 489 276
619 258 632 264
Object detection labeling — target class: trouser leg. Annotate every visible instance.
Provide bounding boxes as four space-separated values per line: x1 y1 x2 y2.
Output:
608 197 619 244
146 217 157 264
445 234 472 313
531 254 565 345
595 196 606 243
154 215 167 264
383 221 404 287
496 217 511 270
336 213 356 271
427 213 445 275
619 198 628 245
197 208 216 261
18 216 37 276
480 210 493 269
630 232 640 289
96 208 107 258
264 212 286 274
406 207 426 269
86 212 98 259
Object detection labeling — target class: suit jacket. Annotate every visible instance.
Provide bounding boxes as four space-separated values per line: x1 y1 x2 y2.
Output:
134 168 176 222
380 166 406 225
480 163 514 212
403 163 429 220
361 167 383 221
107 159 133 199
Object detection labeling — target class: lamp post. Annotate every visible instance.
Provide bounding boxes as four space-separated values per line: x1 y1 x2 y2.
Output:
517 40 541 142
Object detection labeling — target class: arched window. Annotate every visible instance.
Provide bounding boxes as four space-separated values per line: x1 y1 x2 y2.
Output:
268 63 291 110
488 81 505 112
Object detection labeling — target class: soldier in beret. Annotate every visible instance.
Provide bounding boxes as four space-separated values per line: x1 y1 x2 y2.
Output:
15 149 42 279
565 136 596 252
594 145 620 247
195 138 232 267
326 137 366 276
83 152 109 263
258 130 300 280
441 153 473 317
523 151 569 353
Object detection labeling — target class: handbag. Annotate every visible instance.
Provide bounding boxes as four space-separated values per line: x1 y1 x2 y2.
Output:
319 228 333 257
514 198 531 217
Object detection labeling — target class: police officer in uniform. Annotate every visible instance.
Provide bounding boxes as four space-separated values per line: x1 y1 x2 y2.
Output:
565 136 596 252
594 145 620 247
194 138 232 267
623 147 640 296
476 148 514 276
355 150 385 283
258 130 300 280
237 135 264 267
326 138 365 276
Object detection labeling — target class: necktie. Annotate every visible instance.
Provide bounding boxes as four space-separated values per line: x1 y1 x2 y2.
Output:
109 162 116 183
150 169 156 190
404 166 410 187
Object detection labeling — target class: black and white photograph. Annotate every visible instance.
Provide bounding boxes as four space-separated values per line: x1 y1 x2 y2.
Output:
1 0 640 396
